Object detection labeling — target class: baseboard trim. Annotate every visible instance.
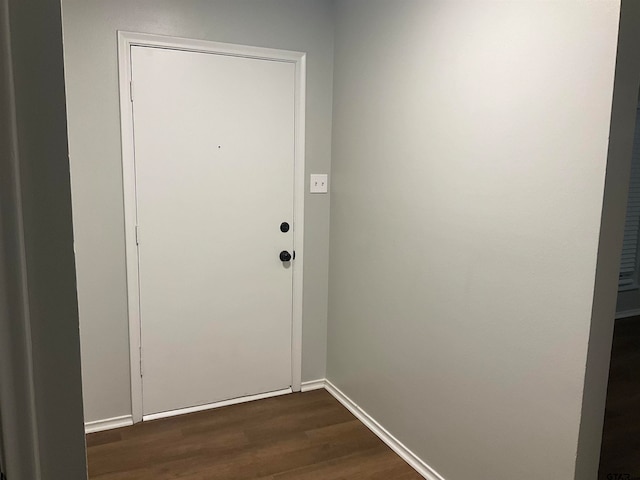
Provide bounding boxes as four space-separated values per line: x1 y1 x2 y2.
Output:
85 380 444 480
85 415 133 434
143 387 292 422
615 308 640 320
324 379 445 480
301 379 326 392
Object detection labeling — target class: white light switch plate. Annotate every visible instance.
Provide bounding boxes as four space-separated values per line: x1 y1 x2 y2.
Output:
310 174 328 194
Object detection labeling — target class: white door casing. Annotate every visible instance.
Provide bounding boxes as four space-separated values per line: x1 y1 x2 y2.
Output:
117 32 306 423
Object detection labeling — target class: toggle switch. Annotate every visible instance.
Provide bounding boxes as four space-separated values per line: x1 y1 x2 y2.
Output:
310 174 328 194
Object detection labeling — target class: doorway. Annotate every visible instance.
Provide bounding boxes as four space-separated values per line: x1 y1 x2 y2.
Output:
118 33 306 422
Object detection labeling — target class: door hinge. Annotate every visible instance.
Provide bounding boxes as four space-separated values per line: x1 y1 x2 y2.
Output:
129 80 134 102
135 225 140 245
139 345 143 377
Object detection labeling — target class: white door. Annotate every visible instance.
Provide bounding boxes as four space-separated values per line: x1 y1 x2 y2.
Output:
130 46 295 417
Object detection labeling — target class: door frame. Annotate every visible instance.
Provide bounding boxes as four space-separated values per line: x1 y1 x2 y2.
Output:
117 31 306 423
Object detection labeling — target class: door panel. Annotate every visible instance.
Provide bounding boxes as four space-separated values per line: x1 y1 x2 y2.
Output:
131 46 295 416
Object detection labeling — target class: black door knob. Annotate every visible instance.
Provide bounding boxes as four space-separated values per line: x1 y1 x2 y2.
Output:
279 250 292 262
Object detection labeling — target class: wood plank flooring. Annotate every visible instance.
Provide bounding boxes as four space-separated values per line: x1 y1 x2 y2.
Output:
599 316 640 480
86 389 422 479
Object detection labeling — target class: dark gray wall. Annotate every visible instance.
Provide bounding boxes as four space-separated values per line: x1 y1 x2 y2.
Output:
2 0 87 478
0 0 40 477
575 1 640 477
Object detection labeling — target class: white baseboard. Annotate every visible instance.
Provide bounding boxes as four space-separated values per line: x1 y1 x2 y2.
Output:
615 308 640 319
85 415 133 434
301 378 326 392
143 387 292 422
323 379 445 480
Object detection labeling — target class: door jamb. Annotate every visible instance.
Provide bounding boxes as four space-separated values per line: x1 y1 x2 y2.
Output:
117 31 306 423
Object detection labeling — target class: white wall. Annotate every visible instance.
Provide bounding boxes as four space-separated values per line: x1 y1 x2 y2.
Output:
61 0 334 423
327 1 623 479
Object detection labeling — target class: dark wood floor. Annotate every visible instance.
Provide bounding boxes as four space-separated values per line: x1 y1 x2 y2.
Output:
599 316 640 480
86 389 421 479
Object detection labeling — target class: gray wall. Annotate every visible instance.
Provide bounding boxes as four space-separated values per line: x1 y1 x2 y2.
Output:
327 2 621 480
61 0 334 423
576 2 640 477
2 0 87 478
0 0 40 477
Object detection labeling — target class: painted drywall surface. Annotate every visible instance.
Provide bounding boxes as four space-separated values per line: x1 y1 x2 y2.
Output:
0 1 40 477
327 1 620 479
60 0 333 423
575 2 640 477
6 0 87 477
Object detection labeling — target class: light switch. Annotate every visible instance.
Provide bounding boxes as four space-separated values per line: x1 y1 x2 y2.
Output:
310 174 328 194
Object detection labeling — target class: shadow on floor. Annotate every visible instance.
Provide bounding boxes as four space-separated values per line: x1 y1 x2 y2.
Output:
599 316 640 480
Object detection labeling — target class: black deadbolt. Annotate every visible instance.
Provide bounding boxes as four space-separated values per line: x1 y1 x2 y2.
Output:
279 250 292 262
280 222 290 233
